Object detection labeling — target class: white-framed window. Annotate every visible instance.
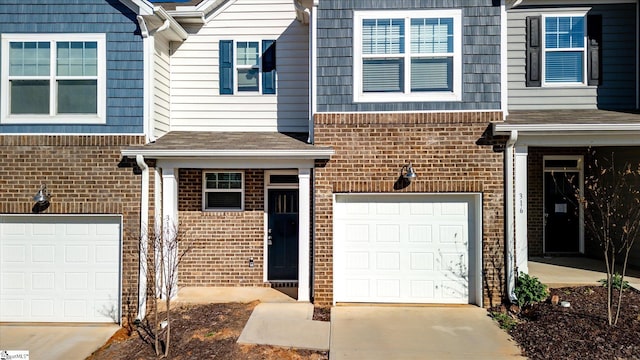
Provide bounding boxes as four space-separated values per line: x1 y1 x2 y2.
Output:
219 39 276 95
353 9 462 103
542 13 587 86
1 33 106 124
202 171 245 211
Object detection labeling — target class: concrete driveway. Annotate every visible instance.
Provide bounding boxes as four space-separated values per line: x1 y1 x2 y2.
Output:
330 306 526 360
0 324 118 360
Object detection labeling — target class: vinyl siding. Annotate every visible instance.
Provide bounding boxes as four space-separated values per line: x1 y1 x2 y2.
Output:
169 0 309 132
154 32 171 137
316 0 502 112
507 4 637 110
0 0 144 134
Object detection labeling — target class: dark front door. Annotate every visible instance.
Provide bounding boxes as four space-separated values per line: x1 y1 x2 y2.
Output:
267 189 299 280
544 171 580 253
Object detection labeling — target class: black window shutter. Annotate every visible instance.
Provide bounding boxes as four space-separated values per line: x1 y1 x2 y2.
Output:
526 16 542 87
219 40 234 95
262 40 276 94
587 15 602 86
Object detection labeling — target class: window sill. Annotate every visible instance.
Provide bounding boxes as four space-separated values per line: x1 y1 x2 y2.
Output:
354 91 462 103
202 208 244 212
1 115 106 125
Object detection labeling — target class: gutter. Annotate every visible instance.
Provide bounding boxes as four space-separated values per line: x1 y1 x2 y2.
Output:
135 155 150 321
121 148 335 158
153 6 189 41
505 131 518 303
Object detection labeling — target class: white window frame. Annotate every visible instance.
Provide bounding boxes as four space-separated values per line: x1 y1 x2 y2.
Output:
235 40 261 93
1 33 107 124
202 170 245 212
353 9 462 103
541 12 588 87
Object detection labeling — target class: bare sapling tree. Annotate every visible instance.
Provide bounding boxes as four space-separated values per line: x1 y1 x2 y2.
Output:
574 150 640 326
140 218 194 358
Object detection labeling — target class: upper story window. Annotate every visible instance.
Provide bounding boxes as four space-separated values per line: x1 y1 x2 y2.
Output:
219 40 276 95
202 171 244 211
526 13 601 88
353 9 462 103
1 33 106 124
544 15 585 84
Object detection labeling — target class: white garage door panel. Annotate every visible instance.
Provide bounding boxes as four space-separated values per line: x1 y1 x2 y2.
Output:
0 216 121 323
334 195 476 304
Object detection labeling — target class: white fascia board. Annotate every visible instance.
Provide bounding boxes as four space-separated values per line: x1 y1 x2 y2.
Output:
156 158 317 170
514 132 640 146
153 7 189 41
121 149 334 159
494 123 640 133
511 0 634 7
166 11 206 25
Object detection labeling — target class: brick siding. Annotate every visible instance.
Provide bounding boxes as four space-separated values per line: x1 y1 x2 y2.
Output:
0 135 146 320
177 169 267 287
313 112 506 307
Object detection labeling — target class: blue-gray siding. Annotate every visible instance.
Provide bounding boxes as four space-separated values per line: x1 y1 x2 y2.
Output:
0 0 143 134
507 4 637 110
316 0 502 112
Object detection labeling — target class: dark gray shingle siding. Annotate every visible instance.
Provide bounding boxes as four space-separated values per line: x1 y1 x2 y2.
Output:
0 0 143 134
317 0 502 112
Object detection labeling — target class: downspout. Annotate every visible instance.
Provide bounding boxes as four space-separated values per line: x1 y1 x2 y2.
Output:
505 130 518 302
136 155 150 321
137 15 172 143
154 167 163 298
500 0 509 119
136 16 155 143
309 0 318 143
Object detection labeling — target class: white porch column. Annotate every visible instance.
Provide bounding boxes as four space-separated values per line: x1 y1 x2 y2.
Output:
161 168 179 299
297 168 311 302
515 146 529 274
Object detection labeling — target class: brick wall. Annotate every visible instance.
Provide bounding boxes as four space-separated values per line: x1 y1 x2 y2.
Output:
313 112 506 307
0 135 146 319
177 169 266 287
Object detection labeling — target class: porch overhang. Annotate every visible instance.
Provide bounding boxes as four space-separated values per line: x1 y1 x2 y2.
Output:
494 110 640 146
126 132 331 304
122 131 334 165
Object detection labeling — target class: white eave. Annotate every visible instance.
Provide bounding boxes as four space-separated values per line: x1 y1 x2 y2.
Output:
494 123 640 133
508 0 636 8
152 6 189 41
166 11 206 24
121 149 334 159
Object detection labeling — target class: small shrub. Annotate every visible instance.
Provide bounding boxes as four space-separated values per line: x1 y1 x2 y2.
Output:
598 273 630 290
514 272 548 308
490 312 517 331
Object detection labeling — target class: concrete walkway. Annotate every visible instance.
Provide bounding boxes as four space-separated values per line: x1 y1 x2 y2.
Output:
0 324 119 360
238 302 330 351
330 306 526 360
529 257 640 290
173 287 331 351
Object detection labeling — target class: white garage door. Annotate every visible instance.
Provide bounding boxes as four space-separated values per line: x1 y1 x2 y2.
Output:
0 215 121 323
334 194 479 304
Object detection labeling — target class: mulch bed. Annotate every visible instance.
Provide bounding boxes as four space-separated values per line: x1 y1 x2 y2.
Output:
504 286 640 360
87 301 329 360
312 306 331 322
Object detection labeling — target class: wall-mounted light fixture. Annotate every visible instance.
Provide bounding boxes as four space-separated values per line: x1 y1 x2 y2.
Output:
401 162 417 182
32 184 51 213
